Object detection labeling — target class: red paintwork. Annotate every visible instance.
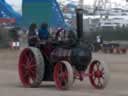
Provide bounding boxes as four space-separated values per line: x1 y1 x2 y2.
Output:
89 61 105 89
18 48 36 87
54 63 68 90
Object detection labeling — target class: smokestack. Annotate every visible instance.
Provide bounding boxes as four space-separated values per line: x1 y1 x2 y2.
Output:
76 8 83 40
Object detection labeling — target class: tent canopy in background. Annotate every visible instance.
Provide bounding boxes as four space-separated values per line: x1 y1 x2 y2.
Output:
22 0 66 28
0 0 66 28
0 0 21 19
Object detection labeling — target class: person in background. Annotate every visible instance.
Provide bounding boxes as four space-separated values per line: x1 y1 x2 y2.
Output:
9 28 20 49
95 35 103 51
38 23 49 40
28 23 38 47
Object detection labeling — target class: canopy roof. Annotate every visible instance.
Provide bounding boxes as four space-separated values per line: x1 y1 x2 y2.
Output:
22 0 66 28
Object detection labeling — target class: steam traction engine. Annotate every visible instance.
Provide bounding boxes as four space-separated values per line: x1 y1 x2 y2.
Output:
18 9 109 90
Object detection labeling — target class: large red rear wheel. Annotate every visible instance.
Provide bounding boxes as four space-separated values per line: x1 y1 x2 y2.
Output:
89 60 109 89
18 47 45 87
54 61 73 90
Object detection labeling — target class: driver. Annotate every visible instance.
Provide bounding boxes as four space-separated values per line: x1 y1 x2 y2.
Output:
38 23 49 41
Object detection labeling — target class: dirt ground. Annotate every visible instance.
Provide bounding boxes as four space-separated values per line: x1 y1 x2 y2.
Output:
0 49 128 96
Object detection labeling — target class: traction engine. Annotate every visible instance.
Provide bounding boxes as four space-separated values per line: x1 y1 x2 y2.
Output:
18 8 109 90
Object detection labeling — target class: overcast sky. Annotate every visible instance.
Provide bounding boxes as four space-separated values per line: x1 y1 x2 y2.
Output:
5 0 128 13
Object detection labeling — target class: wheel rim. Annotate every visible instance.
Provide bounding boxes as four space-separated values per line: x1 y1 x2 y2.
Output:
19 48 37 87
89 61 105 89
54 63 68 89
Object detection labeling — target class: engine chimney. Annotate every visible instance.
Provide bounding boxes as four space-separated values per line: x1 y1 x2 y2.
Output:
76 8 83 40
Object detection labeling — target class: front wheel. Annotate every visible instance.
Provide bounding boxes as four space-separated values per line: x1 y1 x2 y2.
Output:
54 61 73 90
89 60 109 89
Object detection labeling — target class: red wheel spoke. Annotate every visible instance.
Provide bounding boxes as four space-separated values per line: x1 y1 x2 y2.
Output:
61 71 68 81
29 56 35 65
29 64 36 76
92 70 95 76
93 77 98 85
28 58 33 65
24 54 28 61
20 63 26 69
28 52 32 59
55 67 62 88
23 71 29 78
29 64 36 69
98 78 102 87
57 78 62 88
27 52 34 64
93 75 97 81
30 68 36 74
29 71 36 80
28 56 34 65
26 58 30 66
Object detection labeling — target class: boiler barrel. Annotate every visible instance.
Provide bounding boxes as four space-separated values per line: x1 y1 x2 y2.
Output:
50 47 92 71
